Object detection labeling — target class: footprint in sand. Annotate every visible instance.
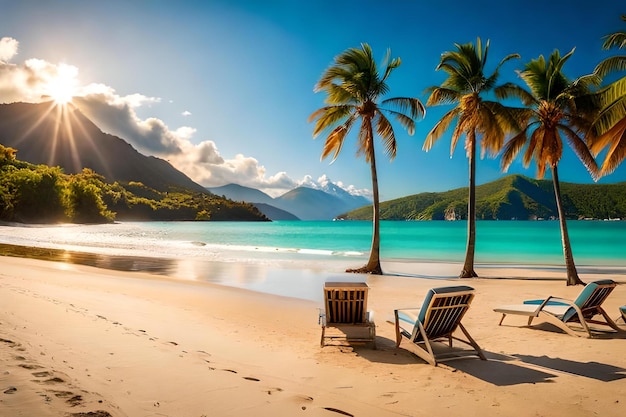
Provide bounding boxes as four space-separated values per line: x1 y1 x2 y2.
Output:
44 377 65 384
323 407 354 416
266 387 284 395
20 363 43 370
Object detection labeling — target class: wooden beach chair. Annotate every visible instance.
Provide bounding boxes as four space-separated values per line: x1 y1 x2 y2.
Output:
319 282 376 348
394 286 486 366
494 279 623 338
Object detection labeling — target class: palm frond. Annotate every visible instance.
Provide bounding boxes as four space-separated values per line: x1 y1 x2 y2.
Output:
601 26 626 50
500 131 529 171
585 76 626 135
309 105 355 137
560 125 599 179
595 56 626 80
484 53 521 90
494 82 536 106
321 124 349 162
600 124 626 176
426 87 461 106
529 129 547 178
381 97 426 120
356 119 374 161
383 109 416 135
423 108 459 151
375 113 398 160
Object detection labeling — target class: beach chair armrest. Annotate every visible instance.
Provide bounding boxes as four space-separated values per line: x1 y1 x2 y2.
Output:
537 296 575 310
534 296 565 315
535 296 584 321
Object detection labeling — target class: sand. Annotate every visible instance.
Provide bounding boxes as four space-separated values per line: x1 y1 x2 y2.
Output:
1 254 625 417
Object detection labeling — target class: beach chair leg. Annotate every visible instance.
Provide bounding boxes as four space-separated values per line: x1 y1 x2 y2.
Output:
597 307 624 332
394 310 402 348
415 322 436 366
458 323 487 361
498 314 506 326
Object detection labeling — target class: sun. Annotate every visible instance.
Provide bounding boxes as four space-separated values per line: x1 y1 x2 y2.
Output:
46 64 79 105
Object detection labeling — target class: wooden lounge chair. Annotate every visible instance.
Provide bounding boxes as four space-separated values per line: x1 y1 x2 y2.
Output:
394 286 486 366
494 279 623 338
319 282 376 348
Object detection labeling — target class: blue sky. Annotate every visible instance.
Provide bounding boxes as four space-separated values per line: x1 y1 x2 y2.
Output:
1 0 625 200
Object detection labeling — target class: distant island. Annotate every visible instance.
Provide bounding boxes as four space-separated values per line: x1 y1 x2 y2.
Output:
339 174 626 221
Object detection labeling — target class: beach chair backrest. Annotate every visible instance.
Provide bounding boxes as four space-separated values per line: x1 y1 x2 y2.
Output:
324 282 369 325
563 279 616 322
414 286 474 341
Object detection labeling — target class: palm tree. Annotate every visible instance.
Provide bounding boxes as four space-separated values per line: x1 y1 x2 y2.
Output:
498 49 599 286
586 15 626 175
309 43 425 274
424 38 520 278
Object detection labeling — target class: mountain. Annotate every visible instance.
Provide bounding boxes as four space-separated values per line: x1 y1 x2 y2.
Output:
208 183 371 220
0 102 207 193
209 183 275 205
274 187 349 220
340 174 626 221
207 184 297 220
250 203 299 221
316 180 371 210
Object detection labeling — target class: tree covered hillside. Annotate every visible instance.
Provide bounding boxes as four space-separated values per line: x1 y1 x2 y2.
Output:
0 145 268 224
340 175 626 221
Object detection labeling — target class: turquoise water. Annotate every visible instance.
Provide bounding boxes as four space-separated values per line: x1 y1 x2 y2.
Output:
126 220 626 267
2 219 624 299
1 220 625 267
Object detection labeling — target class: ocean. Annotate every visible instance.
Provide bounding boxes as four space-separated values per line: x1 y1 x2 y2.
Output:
1 220 625 300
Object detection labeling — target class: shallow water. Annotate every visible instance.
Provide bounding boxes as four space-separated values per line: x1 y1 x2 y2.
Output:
1 220 625 301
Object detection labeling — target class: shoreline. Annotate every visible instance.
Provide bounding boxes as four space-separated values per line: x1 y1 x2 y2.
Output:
1 254 626 416
2 242 625 300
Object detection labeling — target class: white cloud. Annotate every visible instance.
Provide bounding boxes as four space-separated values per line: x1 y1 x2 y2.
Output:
0 37 368 199
0 37 18 62
182 110 191 116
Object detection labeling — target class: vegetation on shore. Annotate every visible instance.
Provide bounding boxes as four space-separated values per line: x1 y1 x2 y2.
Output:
0 145 268 224
339 174 626 221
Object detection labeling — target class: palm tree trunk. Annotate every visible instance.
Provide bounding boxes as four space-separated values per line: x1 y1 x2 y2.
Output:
460 131 478 278
551 166 584 286
365 150 383 274
346 126 382 275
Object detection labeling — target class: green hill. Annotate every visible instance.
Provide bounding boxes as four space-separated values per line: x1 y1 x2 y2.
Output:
340 175 626 221
0 145 268 224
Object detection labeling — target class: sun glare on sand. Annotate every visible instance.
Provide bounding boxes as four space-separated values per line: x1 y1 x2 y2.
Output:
45 63 79 105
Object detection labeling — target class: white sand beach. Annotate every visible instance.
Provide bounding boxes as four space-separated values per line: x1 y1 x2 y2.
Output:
1 255 625 417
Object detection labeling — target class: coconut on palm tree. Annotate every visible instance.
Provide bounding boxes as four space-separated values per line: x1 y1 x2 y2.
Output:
309 43 425 274
498 49 599 286
424 38 520 278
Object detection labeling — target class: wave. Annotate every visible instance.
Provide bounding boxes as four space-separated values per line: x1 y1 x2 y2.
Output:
0 224 365 262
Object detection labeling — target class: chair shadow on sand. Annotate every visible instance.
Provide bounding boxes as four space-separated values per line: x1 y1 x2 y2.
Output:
353 337 559 385
513 354 626 382
351 335 626 385
449 351 626 385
